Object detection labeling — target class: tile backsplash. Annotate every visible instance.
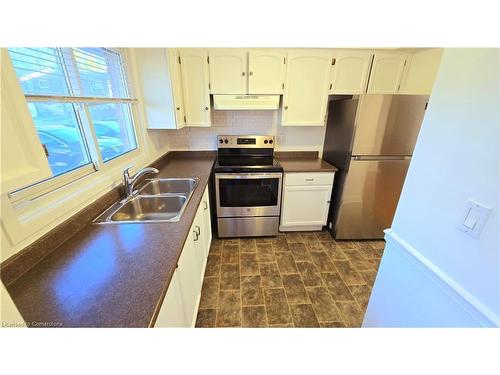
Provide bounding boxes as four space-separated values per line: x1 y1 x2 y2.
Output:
157 110 327 155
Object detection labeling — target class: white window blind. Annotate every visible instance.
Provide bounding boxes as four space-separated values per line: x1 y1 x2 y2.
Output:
8 47 136 102
8 47 139 200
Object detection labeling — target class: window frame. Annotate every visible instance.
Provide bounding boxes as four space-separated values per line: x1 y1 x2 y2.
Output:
7 47 143 204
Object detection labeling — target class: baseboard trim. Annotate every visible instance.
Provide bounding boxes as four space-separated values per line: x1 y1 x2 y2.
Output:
384 229 499 327
279 225 323 232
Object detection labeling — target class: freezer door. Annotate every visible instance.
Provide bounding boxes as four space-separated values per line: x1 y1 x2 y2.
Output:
334 157 410 239
352 95 429 156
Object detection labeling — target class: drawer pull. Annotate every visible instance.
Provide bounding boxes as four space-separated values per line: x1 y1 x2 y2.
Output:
193 230 199 241
305 178 314 181
203 201 208 210
195 226 201 235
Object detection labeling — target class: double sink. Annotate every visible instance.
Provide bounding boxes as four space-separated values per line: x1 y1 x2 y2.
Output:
94 178 199 224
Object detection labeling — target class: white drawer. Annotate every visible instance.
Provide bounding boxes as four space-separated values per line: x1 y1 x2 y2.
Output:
284 172 335 186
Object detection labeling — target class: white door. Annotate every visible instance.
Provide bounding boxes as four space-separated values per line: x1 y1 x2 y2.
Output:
154 269 186 327
366 52 408 94
248 49 286 94
399 48 443 95
177 230 200 326
282 50 333 126
201 185 212 258
330 50 373 94
179 49 211 127
134 48 184 130
1 49 52 193
191 205 206 284
209 49 247 94
281 185 332 227
167 49 186 128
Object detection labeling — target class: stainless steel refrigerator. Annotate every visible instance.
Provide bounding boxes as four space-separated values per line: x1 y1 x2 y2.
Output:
323 94 429 239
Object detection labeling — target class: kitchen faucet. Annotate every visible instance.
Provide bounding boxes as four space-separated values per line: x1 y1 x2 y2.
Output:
123 167 159 198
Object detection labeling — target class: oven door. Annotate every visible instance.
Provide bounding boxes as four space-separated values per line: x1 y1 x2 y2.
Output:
215 173 283 217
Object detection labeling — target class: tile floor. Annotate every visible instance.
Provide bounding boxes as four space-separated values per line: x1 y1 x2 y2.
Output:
195 231 385 328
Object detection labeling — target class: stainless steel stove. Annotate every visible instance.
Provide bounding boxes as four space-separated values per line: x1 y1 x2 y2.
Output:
214 135 283 238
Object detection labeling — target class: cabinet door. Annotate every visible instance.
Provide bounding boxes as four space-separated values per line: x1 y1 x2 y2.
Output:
177 229 200 326
192 204 206 284
179 49 211 127
248 49 286 94
330 50 373 94
167 49 186 128
281 185 332 227
399 48 443 95
366 52 408 94
1 49 52 193
154 269 186 327
209 49 247 94
134 48 184 130
282 50 333 126
201 185 212 258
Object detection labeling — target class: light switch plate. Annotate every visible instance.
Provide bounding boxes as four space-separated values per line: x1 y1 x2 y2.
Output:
457 199 492 238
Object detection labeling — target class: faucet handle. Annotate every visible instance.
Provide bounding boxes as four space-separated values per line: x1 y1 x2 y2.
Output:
123 167 132 179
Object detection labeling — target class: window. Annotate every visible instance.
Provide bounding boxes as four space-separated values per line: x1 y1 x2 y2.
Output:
7 48 138 182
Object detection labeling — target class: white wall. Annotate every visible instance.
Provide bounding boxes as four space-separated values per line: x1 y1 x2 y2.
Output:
161 110 327 155
364 48 500 327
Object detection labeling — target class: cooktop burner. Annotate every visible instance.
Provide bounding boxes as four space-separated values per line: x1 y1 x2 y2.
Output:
214 156 283 173
214 135 283 173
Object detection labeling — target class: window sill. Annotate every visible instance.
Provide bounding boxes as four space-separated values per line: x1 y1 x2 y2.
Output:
5 147 150 247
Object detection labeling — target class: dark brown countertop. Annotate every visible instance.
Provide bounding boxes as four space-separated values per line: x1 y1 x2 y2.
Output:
275 152 338 173
5 153 216 327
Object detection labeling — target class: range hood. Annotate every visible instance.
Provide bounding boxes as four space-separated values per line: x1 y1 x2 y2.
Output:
213 95 280 110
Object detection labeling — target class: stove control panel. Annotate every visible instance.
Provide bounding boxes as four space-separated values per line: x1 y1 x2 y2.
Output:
217 135 275 149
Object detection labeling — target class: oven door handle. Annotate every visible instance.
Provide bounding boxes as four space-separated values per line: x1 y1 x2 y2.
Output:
215 173 283 180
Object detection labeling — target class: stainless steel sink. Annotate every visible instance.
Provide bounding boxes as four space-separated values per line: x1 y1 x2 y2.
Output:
94 177 198 224
138 178 198 196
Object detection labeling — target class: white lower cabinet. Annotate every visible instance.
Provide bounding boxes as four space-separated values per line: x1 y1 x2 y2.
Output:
280 172 335 231
200 186 212 258
154 268 186 327
154 185 212 327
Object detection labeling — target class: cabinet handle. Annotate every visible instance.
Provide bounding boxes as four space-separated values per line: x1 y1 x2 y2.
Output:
284 106 288 110
176 107 180 110
242 72 246 76
204 106 209 111
203 201 208 210
249 71 253 76
305 178 314 181
327 201 330 204
195 226 201 235
193 230 199 241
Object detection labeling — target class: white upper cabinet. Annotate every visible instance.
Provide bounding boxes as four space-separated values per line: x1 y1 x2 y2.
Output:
1 49 52 193
209 49 247 94
330 50 373 94
399 48 443 95
282 49 333 126
366 52 409 94
134 48 185 130
168 49 187 127
179 49 211 127
248 49 286 94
